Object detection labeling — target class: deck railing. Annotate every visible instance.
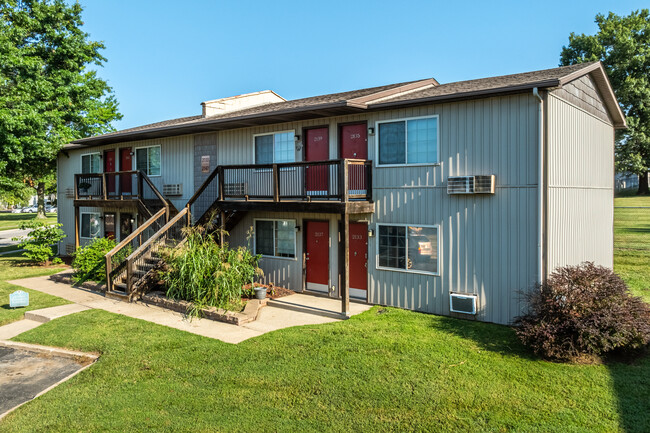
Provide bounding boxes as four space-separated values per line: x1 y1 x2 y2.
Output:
74 170 167 206
187 159 372 223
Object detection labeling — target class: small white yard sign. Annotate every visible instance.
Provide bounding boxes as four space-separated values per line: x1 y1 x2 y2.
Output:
9 290 29 308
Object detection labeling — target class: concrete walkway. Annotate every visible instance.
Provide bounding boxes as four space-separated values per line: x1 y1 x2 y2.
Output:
6 274 372 344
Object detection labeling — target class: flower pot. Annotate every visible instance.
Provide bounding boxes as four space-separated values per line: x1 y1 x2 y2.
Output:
254 287 267 300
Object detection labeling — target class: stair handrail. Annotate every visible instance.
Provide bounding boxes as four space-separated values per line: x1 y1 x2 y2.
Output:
104 207 167 292
123 207 190 294
139 171 172 219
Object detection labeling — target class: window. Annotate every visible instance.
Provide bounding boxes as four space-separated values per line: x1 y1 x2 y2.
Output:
377 224 438 274
377 116 438 165
254 131 295 164
81 153 101 174
135 145 161 176
255 219 296 258
80 212 101 239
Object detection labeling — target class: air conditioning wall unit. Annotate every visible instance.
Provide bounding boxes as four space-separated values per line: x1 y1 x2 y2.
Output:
163 184 183 196
447 175 495 194
450 293 478 315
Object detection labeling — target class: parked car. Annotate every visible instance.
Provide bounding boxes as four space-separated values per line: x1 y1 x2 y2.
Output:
11 207 23 213
22 206 37 213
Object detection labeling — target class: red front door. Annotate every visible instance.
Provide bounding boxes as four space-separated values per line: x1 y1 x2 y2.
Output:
305 220 329 293
119 148 132 194
104 150 116 195
349 222 368 299
305 127 329 195
340 123 368 193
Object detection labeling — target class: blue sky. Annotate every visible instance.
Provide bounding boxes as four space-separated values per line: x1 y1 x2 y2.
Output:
79 1 647 130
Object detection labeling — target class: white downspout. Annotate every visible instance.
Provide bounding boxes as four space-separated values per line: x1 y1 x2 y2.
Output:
533 87 543 284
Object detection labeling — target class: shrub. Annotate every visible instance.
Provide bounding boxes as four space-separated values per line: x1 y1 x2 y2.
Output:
72 237 116 283
13 220 65 265
515 262 650 361
161 227 263 314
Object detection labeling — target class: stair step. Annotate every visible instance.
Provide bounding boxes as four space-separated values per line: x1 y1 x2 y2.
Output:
113 282 127 292
106 291 129 301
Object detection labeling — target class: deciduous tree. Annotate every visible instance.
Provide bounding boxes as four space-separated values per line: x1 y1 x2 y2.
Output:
0 0 121 217
560 9 650 194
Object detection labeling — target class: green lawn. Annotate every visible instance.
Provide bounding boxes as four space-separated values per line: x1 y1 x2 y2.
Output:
0 252 69 326
0 212 57 231
0 203 648 432
1 307 646 432
614 196 650 302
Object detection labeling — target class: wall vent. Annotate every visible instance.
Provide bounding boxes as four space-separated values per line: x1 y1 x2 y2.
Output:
450 293 478 315
65 188 75 198
163 184 183 196
65 243 75 256
224 182 248 196
447 175 495 194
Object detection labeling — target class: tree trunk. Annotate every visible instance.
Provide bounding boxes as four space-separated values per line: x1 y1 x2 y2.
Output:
637 171 650 195
36 182 46 218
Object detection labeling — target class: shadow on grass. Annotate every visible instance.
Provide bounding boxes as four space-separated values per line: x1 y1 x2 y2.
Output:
432 315 537 361
608 349 650 433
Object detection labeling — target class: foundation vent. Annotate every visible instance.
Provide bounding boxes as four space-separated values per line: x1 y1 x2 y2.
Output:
450 293 478 315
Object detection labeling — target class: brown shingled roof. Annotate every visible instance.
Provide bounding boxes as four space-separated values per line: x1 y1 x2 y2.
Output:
66 62 625 149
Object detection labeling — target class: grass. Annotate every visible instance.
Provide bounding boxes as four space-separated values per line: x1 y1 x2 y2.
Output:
0 212 57 231
1 307 647 432
0 252 69 326
0 202 647 431
614 196 650 302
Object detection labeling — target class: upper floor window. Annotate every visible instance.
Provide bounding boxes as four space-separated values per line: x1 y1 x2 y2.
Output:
81 153 101 174
254 131 294 164
377 116 438 166
135 145 161 176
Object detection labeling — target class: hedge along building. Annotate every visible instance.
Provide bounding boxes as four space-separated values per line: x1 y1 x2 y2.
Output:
57 61 626 325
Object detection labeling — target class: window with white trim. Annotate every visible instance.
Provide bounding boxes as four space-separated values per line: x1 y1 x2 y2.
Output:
377 224 438 274
135 145 161 176
377 116 438 165
80 212 101 239
254 131 294 164
255 219 296 258
81 153 101 174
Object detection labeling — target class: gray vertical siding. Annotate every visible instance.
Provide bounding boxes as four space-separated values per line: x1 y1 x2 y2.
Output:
546 92 614 272
218 94 540 324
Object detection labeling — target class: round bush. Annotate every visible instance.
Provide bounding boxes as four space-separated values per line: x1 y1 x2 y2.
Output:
72 237 116 283
515 262 650 360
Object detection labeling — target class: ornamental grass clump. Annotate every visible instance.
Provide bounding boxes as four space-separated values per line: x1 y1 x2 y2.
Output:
515 262 650 361
161 227 263 315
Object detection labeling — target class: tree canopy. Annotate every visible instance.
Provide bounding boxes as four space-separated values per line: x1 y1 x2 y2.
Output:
0 0 121 214
560 9 650 194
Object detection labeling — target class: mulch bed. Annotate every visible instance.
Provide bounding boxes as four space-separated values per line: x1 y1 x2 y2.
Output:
242 283 294 300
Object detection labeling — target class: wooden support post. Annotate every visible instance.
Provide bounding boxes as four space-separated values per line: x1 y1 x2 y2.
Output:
105 255 113 292
220 211 226 245
102 173 107 199
272 164 280 202
126 258 133 294
74 206 80 250
217 166 224 200
339 212 350 317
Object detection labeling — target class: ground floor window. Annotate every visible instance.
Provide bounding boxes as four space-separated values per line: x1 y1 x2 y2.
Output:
80 212 101 239
255 219 296 258
377 224 438 274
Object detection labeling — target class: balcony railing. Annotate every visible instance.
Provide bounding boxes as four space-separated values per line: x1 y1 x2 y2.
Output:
187 159 372 222
74 170 165 204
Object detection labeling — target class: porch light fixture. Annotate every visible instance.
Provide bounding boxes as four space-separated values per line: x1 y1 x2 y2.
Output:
368 228 375 237
294 134 301 142
368 127 375 136
295 225 301 232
